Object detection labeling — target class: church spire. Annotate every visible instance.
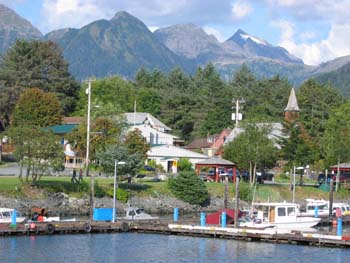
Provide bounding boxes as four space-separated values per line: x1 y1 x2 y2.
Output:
284 88 299 112
284 88 300 121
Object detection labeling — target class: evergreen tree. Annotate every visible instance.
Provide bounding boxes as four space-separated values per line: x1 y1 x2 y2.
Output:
168 171 209 205
0 40 79 124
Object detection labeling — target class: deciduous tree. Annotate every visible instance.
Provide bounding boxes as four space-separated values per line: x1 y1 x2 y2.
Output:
11 88 63 127
223 124 278 186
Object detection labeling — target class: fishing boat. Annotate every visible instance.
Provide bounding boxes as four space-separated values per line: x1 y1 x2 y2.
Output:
252 202 320 230
0 208 26 223
119 204 159 221
298 199 330 217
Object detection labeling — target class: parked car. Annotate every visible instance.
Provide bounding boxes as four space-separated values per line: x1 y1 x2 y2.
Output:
317 173 327 184
144 165 156 171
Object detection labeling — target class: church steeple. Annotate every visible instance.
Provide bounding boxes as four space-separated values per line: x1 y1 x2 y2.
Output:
284 88 300 121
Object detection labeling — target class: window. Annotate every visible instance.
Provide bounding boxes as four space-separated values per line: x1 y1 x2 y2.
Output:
2 211 11 217
287 207 295 216
136 209 143 215
128 211 136 217
277 207 286 216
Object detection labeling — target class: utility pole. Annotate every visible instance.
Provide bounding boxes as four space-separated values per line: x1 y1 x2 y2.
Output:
232 98 244 127
86 80 93 221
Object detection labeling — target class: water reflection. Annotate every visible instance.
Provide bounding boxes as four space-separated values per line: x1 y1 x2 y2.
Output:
1 233 350 263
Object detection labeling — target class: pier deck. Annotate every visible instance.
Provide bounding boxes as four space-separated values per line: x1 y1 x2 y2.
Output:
1 220 349 248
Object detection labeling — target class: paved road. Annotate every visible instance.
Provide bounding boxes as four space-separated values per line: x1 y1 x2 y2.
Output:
0 162 20 176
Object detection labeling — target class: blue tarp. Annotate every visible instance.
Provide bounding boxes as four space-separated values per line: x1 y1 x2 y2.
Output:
93 208 114 221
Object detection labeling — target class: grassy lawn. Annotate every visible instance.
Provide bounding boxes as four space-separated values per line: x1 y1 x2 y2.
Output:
0 176 348 203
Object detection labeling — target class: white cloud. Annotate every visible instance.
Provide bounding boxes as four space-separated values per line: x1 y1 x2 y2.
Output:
274 19 350 65
41 0 106 32
231 0 252 20
38 0 236 33
263 0 350 23
300 31 316 41
203 26 225 42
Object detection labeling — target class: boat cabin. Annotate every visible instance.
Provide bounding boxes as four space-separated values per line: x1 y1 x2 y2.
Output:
0 208 26 223
253 203 299 223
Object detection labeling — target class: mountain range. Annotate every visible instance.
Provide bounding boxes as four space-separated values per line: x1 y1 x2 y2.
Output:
1 4 350 94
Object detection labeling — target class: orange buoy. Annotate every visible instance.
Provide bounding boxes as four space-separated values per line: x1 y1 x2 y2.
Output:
30 223 36 229
332 219 337 226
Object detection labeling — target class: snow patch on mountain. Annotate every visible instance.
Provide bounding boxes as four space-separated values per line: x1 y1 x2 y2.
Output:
240 33 268 45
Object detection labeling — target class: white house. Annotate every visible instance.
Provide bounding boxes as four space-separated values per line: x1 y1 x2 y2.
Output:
147 145 209 173
225 123 284 149
125 112 181 146
125 112 171 132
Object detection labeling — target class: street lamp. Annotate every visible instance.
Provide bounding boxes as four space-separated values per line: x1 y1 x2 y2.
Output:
113 160 126 222
85 79 99 221
293 166 304 203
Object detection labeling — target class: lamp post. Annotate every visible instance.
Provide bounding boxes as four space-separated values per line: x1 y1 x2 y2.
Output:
113 160 125 222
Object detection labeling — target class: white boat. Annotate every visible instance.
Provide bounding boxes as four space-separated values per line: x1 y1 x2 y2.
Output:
298 199 330 217
332 202 350 216
119 205 159 221
252 202 320 230
0 208 26 223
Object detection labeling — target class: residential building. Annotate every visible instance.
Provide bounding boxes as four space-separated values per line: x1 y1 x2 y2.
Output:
147 144 209 173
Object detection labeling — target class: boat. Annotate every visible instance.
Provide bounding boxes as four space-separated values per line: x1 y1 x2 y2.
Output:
29 208 76 222
119 204 159 221
0 208 26 223
332 202 350 216
298 199 330 217
252 202 320 230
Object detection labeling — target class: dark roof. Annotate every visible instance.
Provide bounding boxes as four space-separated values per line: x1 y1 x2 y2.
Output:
185 138 212 149
63 117 83 125
196 157 235 165
46 124 78 134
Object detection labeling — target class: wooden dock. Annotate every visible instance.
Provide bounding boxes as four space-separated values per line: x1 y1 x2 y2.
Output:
1 220 350 249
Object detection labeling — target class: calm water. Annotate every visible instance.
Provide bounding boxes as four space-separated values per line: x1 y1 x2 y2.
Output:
1 233 350 263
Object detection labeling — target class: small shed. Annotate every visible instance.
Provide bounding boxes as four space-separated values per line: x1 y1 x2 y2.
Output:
195 157 236 182
206 209 241 225
330 163 350 173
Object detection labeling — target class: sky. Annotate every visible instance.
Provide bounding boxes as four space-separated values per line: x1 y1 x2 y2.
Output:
1 0 350 66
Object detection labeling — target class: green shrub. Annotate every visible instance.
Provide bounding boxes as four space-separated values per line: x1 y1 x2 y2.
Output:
106 188 130 203
168 171 209 205
178 158 193 171
94 181 106 197
238 182 253 201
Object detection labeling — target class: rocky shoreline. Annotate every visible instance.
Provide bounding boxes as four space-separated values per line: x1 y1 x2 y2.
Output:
0 192 245 218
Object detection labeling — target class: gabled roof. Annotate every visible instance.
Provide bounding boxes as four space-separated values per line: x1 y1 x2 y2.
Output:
285 88 300 112
147 145 208 159
330 163 350 170
196 156 235 165
185 138 213 149
125 112 171 131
